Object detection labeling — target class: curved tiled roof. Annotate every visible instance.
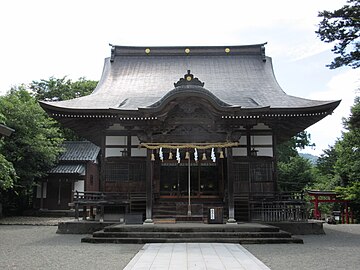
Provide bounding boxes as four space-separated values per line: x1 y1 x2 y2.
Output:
40 44 339 112
58 141 100 161
49 164 86 175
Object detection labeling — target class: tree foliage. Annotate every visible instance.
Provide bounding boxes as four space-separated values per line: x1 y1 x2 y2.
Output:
0 113 17 191
316 0 360 69
316 145 338 177
277 156 314 192
276 131 315 191
29 76 98 141
276 131 314 163
311 98 360 218
0 87 64 212
30 76 97 101
0 154 17 191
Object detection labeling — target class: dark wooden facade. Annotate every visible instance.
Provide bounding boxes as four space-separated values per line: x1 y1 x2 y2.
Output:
34 141 100 211
40 44 340 222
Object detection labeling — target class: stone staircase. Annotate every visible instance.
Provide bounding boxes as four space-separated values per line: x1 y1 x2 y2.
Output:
81 223 303 244
152 199 227 223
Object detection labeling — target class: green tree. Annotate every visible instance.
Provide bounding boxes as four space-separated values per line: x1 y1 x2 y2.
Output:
316 0 360 69
323 98 360 220
277 156 314 192
344 96 360 129
0 154 17 191
30 76 98 140
277 131 314 163
30 76 97 101
0 113 17 191
0 87 63 213
316 145 338 177
276 131 315 191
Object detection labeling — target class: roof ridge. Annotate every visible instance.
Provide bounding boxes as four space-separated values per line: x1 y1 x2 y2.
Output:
110 43 268 60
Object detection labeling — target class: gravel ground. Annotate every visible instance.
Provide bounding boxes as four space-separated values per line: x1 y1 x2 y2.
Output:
0 224 142 270
0 217 359 270
244 224 360 270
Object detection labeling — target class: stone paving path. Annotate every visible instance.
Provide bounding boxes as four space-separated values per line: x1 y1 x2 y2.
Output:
124 243 270 270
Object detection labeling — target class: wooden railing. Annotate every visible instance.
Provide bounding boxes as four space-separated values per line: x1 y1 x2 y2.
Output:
234 191 307 222
71 191 146 221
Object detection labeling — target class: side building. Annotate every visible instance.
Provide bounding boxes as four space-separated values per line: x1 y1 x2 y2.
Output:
40 44 340 223
34 141 100 211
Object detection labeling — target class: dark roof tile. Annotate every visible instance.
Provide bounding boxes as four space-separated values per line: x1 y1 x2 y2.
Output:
58 141 100 161
49 164 86 175
41 44 339 112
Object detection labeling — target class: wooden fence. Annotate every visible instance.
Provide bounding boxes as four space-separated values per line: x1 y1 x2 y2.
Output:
70 191 146 221
235 192 308 222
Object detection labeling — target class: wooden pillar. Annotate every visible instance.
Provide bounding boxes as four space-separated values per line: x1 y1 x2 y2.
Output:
100 135 106 192
90 206 95 220
144 149 154 224
226 147 236 224
272 130 278 193
314 195 320 219
82 206 87 220
57 179 61 205
345 202 349 224
246 128 251 157
100 205 104 222
40 182 44 210
75 203 79 220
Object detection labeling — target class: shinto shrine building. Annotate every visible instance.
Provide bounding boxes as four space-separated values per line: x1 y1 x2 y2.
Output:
40 44 340 223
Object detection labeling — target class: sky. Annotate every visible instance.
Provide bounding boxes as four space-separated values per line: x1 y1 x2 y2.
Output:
1 0 359 156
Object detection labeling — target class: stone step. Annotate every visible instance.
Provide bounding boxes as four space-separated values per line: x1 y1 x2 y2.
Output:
103 224 280 233
153 218 176 224
92 231 292 239
81 236 303 244
83 223 303 244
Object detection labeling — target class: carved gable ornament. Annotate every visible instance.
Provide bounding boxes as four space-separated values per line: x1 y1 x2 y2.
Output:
174 70 205 88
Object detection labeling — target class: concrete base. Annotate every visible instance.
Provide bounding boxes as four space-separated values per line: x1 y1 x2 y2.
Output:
265 221 325 235
57 220 324 236
226 218 237 224
143 219 154 225
56 220 117 234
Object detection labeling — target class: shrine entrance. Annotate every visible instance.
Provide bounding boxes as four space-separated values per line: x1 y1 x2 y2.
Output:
159 160 224 198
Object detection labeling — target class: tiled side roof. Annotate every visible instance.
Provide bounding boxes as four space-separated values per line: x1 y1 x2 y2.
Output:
58 141 100 161
48 164 86 175
40 44 339 111
0 124 15 137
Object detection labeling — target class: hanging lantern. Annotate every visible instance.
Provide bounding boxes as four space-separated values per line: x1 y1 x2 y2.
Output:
185 151 190 160
202 152 207 161
151 153 155 161
168 151 173 160
219 150 224 159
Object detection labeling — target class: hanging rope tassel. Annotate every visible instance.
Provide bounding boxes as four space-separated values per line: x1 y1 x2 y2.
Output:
211 148 216 162
176 148 181 163
159 147 164 162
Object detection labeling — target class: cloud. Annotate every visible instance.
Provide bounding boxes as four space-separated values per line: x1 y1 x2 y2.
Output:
301 68 360 155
